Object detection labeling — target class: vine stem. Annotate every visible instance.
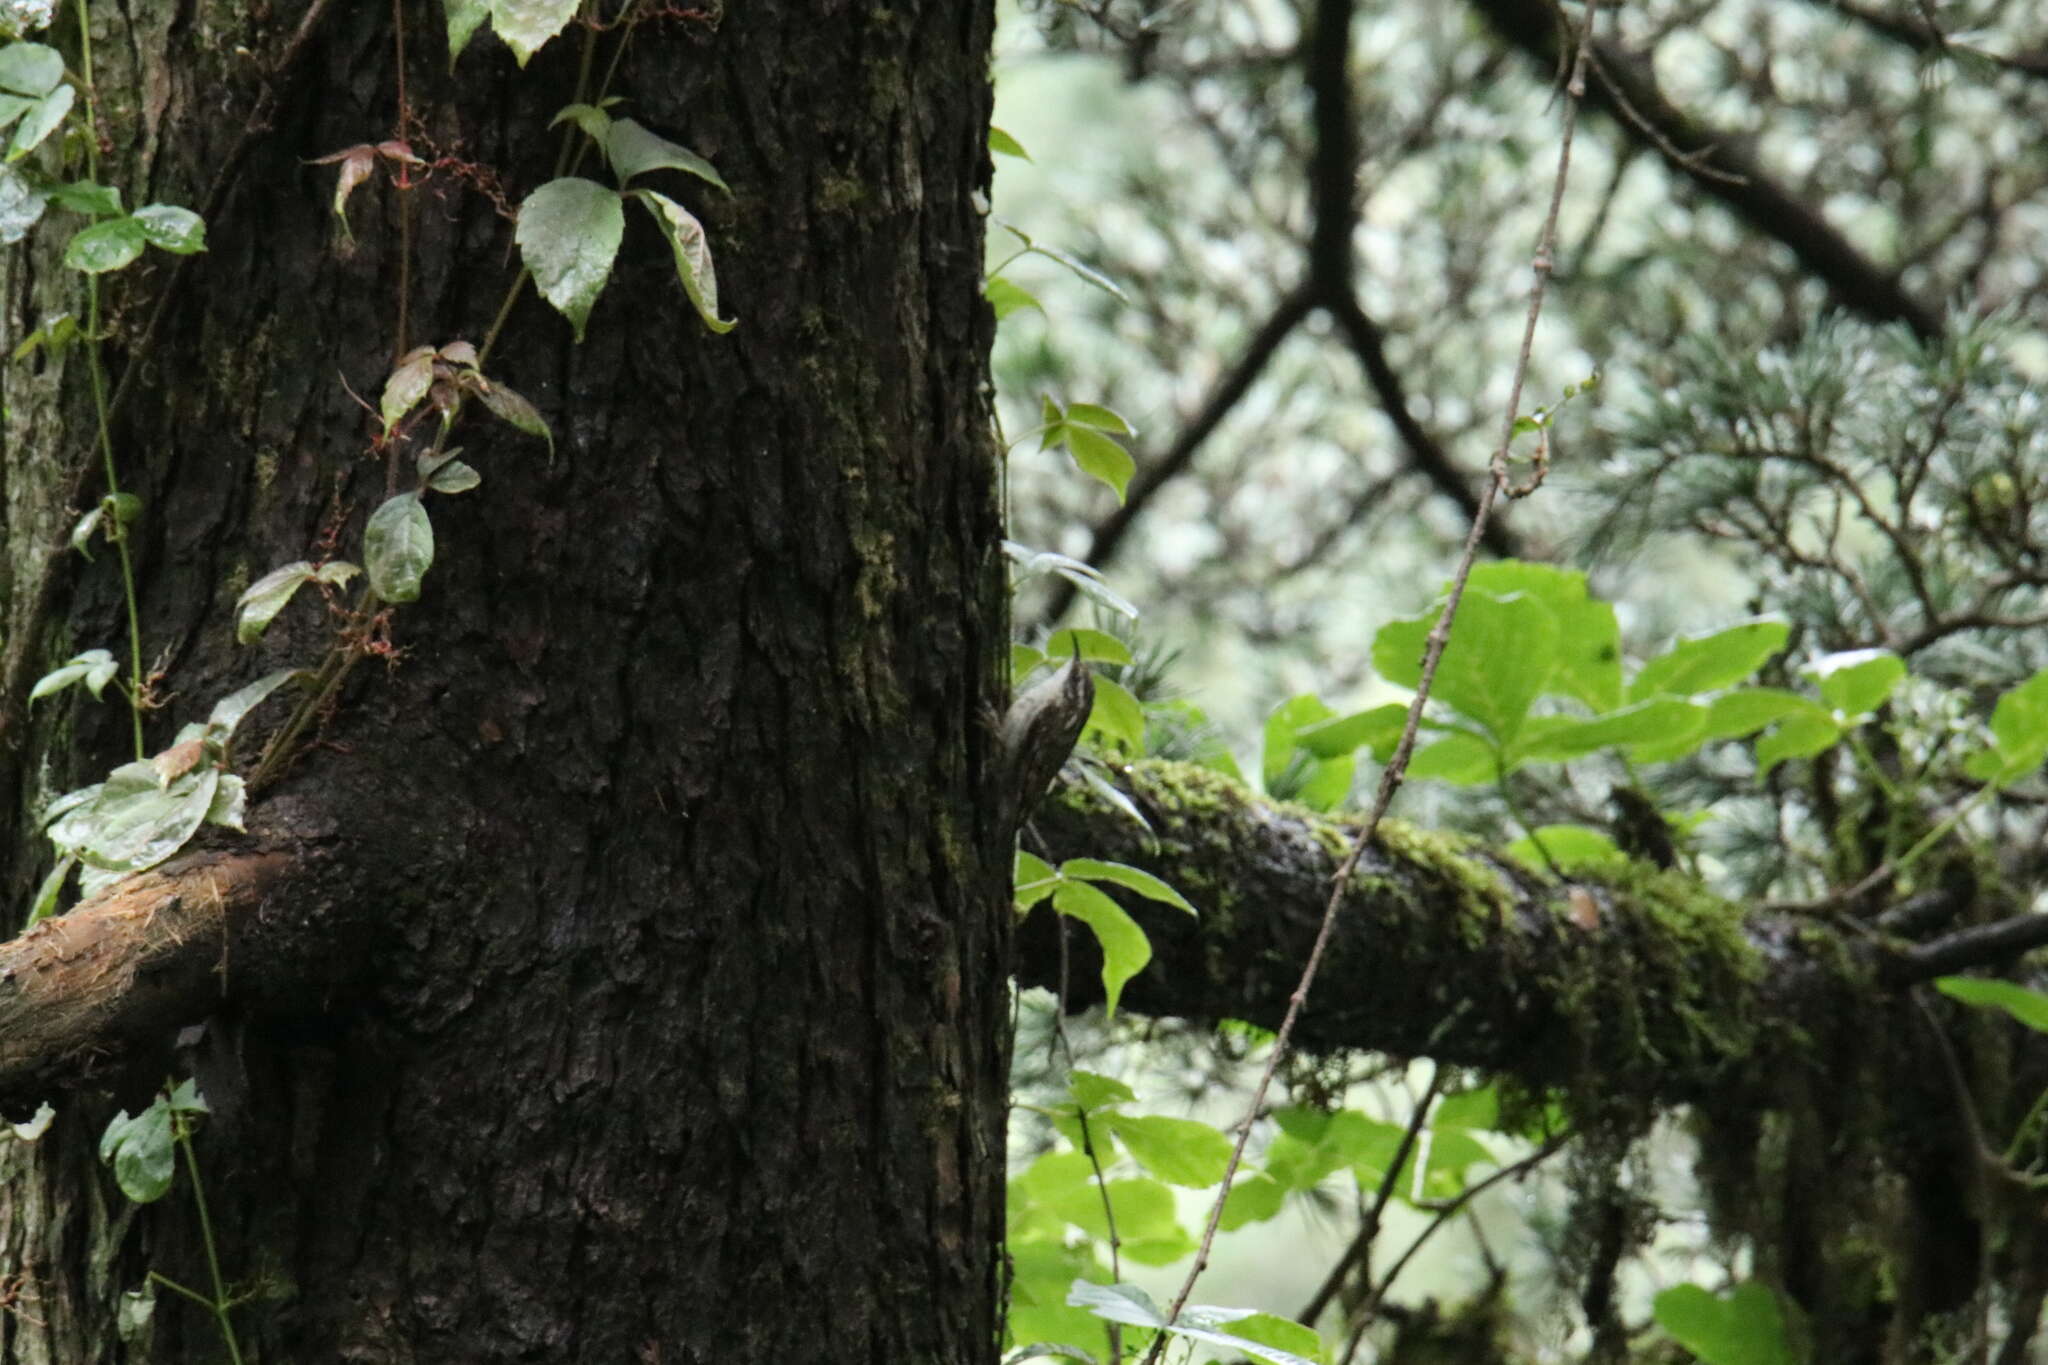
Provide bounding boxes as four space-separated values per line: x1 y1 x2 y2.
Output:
1140 11 1597 1356
176 1121 246 1365
70 0 147 759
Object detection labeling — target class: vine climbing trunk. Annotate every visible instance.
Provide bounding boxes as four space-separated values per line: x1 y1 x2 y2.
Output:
0 2 1007 1362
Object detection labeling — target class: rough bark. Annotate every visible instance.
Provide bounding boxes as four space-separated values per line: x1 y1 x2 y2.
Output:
0 3 1006 1362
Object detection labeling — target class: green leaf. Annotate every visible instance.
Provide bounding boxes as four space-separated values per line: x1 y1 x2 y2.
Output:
0 161 47 244
1084 676 1145 754
1630 619 1790 703
1754 712 1841 778
630 187 736 334
63 215 146 273
364 491 434 603
1374 590 1558 746
131 203 204 254
1405 729 1499 784
442 0 489 65
1014 848 1057 911
6 80 68 159
1432 1085 1500 1132
100 1100 177 1203
1467 563 1621 712
550 101 613 143
427 458 482 494
1011 643 1046 681
1807 649 1905 719
1262 694 1355 810
1965 666 2048 781
472 377 553 448
1042 628 1131 667
1295 703 1407 760
380 345 437 432
1052 880 1151 1018
1068 1283 1319 1365
1505 824 1625 874
517 177 624 342
207 668 302 737
1067 1070 1135 1111
1934 976 2048 1033
0 42 63 96
44 178 120 215
68 505 102 559
235 562 314 644
1004 542 1140 620
984 275 1041 321
23 853 72 930
1060 858 1195 913
30 649 115 704
206 773 248 831
988 125 1031 160
314 560 360 586
1704 688 1822 740
1214 1314 1326 1365
1044 1178 1184 1248
1106 1112 1232 1187
1028 243 1129 303
1652 1282 1799 1365
1067 1281 1165 1328
1061 425 1133 503
1218 1170 1286 1229
1513 699 1706 765
604 117 730 192
74 766 219 874
486 0 577 65
1065 403 1133 436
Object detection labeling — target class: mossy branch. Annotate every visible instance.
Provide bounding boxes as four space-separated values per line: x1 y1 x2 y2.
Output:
1021 759 1985 1108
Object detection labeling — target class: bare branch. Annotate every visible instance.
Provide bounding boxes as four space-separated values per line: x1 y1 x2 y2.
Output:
1466 0 1944 339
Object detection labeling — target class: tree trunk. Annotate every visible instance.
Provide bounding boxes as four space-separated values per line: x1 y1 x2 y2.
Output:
0 2 1006 1361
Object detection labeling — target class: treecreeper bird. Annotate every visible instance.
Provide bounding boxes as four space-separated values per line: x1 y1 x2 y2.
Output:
996 654 1092 839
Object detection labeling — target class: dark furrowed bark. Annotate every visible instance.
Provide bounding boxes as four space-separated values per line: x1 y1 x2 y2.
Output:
0 4 1006 1362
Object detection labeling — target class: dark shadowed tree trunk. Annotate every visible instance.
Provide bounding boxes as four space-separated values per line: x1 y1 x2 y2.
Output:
0 2 1007 1360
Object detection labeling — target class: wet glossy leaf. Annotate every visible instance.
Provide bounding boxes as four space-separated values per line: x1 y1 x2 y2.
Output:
442 0 488 66
235 562 314 643
517 177 623 342
380 345 437 432
30 649 115 703
5 79 68 158
427 458 482 494
74 766 219 873
630 187 736 334
44 178 120 216
63 214 146 273
100 1100 177 1203
23 853 72 929
0 41 62 95
364 492 434 602
208 668 302 736
131 203 204 253
604 117 729 192
487 0 577 65
474 377 553 448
